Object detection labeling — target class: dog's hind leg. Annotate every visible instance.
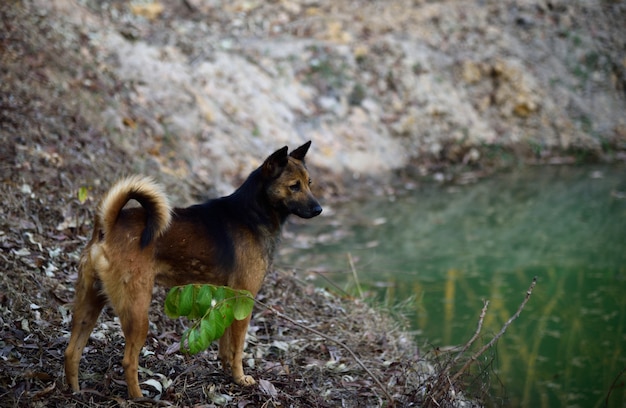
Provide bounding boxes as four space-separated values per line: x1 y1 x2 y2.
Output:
110 273 154 399
64 270 107 392
119 307 150 398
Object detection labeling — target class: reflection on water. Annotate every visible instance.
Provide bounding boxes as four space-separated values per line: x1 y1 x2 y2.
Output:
280 165 626 408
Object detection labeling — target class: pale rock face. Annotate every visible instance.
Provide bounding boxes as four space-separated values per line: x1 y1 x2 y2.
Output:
32 0 626 197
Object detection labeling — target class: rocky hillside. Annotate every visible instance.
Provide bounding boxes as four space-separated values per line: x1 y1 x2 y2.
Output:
3 0 625 197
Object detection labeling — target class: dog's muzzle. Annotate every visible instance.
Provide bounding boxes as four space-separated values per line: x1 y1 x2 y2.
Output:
293 199 322 219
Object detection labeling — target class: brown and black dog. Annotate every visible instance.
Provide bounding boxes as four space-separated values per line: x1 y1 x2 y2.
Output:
64 141 322 398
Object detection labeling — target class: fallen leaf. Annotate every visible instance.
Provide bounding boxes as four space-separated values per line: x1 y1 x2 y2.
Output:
237 400 254 408
206 385 233 405
165 341 180 355
271 340 290 352
13 248 31 257
258 379 277 398
141 378 163 394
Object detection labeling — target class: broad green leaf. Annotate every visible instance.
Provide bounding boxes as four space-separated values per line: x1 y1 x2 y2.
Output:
186 286 203 320
233 294 254 320
186 327 202 354
195 285 213 317
218 300 235 324
207 308 227 340
165 284 256 355
191 324 210 354
213 286 226 303
178 284 195 316
200 319 214 345
164 287 181 318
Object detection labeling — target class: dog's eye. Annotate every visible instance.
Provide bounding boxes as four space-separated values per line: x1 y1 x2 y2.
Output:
308 178 312 186
290 182 301 192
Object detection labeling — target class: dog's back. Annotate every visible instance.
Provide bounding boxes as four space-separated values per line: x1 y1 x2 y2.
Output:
152 197 275 289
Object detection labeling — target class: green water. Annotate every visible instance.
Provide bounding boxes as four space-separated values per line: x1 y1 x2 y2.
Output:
279 165 626 408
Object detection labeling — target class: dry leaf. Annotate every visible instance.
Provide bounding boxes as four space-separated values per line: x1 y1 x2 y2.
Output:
258 379 277 398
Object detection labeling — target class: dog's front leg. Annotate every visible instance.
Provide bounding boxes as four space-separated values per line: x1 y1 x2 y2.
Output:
225 316 256 386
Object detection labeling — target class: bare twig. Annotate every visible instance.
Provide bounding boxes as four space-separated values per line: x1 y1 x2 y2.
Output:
255 299 395 406
451 300 489 366
451 276 537 385
427 277 537 406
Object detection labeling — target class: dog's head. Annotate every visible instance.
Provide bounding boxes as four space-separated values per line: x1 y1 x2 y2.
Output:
262 141 322 219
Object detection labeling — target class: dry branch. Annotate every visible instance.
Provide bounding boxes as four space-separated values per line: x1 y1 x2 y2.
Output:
426 276 537 407
451 299 489 367
451 276 537 384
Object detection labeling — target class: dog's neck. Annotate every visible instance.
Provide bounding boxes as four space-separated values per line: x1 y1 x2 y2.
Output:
228 168 289 234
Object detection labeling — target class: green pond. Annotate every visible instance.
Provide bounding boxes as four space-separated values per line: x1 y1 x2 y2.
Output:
279 164 626 408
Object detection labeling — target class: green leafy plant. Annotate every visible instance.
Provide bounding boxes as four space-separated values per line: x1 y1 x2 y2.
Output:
165 284 254 354
77 186 89 204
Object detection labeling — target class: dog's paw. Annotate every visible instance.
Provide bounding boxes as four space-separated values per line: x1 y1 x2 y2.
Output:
234 375 256 386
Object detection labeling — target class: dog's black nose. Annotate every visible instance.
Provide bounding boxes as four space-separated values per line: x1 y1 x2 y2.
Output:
311 205 322 217
297 204 322 219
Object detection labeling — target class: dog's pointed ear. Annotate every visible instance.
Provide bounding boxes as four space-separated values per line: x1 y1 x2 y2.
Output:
289 141 312 162
262 146 289 179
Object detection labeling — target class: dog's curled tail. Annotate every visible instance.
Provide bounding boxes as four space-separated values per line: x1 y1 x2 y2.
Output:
99 175 172 248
